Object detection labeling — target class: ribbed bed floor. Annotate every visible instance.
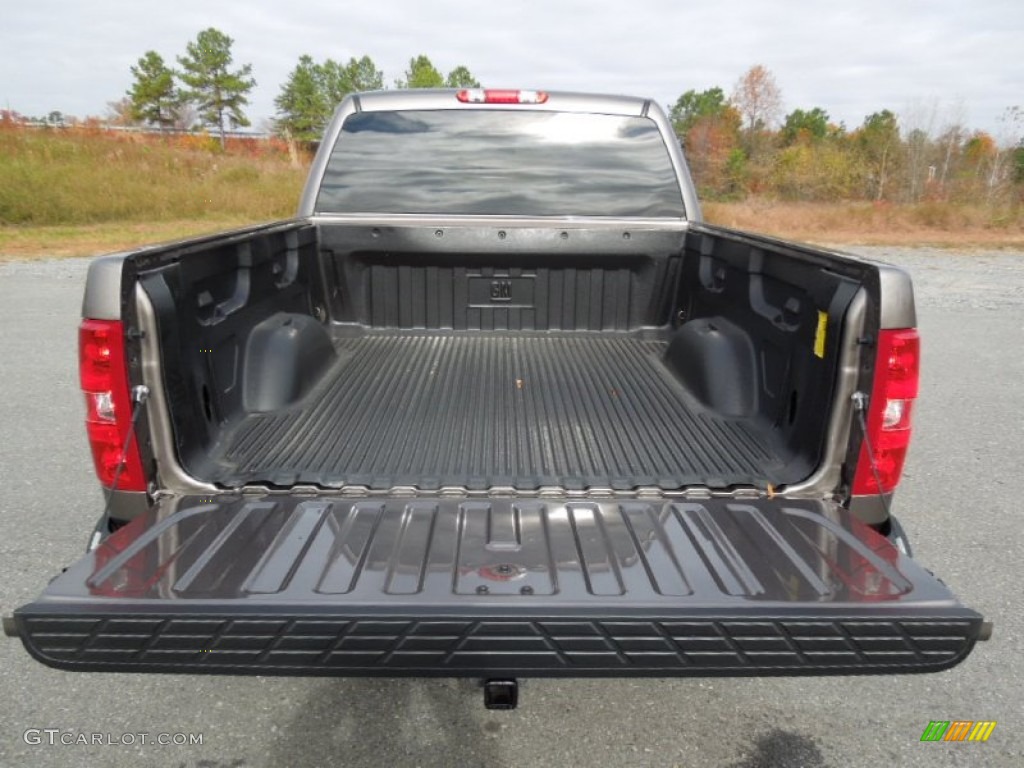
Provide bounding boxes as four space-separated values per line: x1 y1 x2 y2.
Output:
208 334 790 490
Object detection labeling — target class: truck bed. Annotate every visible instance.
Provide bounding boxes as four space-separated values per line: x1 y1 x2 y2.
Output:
138 221 867 494
204 333 787 490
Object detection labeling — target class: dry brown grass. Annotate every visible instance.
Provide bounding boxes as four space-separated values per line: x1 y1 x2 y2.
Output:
5 202 1024 261
0 218 279 261
2 122 1022 258
0 124 307 260
0 123 306 227
703 200 1024 248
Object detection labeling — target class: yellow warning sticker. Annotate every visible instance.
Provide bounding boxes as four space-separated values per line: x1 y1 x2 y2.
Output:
814 311 828 358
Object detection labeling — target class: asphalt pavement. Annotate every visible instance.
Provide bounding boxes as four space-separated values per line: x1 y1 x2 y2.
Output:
0 248 1021 768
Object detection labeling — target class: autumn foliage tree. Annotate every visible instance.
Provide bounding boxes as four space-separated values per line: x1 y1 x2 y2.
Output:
670 87 743 198
670 87 728 136
780 108 830 145
723 65 782 192
732 65 782 142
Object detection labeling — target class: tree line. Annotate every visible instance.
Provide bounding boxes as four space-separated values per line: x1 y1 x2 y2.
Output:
125 28 255 147
271 54 480 141
119 30 1023 204
674 65 1023 205
123 29 481 146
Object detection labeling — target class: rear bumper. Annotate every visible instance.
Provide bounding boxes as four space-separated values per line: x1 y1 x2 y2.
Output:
10 495 986 677
12 608 982 677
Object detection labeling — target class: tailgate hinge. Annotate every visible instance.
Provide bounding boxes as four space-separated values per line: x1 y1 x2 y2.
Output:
678 488 712 500
635 487 666 500
731 487 766 500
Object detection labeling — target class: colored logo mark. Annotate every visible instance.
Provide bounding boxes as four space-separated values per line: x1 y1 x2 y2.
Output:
920 721 996 742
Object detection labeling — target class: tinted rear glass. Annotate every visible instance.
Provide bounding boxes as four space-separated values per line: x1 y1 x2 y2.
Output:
316 110 684 217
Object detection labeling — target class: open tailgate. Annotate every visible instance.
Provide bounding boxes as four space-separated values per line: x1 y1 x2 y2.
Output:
8 495 985 677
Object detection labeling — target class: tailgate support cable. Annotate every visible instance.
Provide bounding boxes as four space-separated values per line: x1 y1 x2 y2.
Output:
852 391 893 520
99 384 150 525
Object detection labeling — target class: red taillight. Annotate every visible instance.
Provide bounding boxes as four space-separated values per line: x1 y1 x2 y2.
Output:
456 89 549 104
80 319 146 491
852 329 920 495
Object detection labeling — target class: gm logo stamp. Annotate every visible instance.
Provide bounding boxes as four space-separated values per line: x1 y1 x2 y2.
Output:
490 280 513 301
468 276 534 308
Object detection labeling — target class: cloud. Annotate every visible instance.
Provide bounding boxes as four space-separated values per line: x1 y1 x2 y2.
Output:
1 0 1021 135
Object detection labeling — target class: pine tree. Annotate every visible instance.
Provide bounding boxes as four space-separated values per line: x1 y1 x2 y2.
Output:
396 55 444 89
445 66 481 88
342 55 385 93
177 28 256 147
126 51 178 130
319 56 386 106
274 55 328 142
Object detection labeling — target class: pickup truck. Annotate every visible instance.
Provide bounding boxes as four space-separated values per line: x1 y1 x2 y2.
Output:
5 89 988 709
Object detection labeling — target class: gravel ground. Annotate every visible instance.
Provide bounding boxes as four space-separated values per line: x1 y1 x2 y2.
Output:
0 247 1021 768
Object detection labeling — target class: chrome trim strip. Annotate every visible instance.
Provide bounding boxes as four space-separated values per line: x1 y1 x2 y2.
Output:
135 284 218 494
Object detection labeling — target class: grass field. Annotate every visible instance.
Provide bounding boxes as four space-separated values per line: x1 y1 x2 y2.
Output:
0 123 305 259
1 123 1021 260
702 200 1024 248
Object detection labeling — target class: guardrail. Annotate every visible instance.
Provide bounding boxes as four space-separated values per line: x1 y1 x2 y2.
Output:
17 121 272 140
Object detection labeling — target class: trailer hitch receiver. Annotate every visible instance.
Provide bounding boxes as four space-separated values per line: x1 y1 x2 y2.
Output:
483 679 518 710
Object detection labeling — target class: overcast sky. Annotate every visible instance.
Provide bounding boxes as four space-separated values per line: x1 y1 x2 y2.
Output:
2 0 1022 138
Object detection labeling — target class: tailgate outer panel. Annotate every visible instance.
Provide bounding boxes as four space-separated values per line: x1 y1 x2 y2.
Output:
14 496 983 677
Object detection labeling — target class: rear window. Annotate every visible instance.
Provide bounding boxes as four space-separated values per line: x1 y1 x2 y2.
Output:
316 110 685 217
